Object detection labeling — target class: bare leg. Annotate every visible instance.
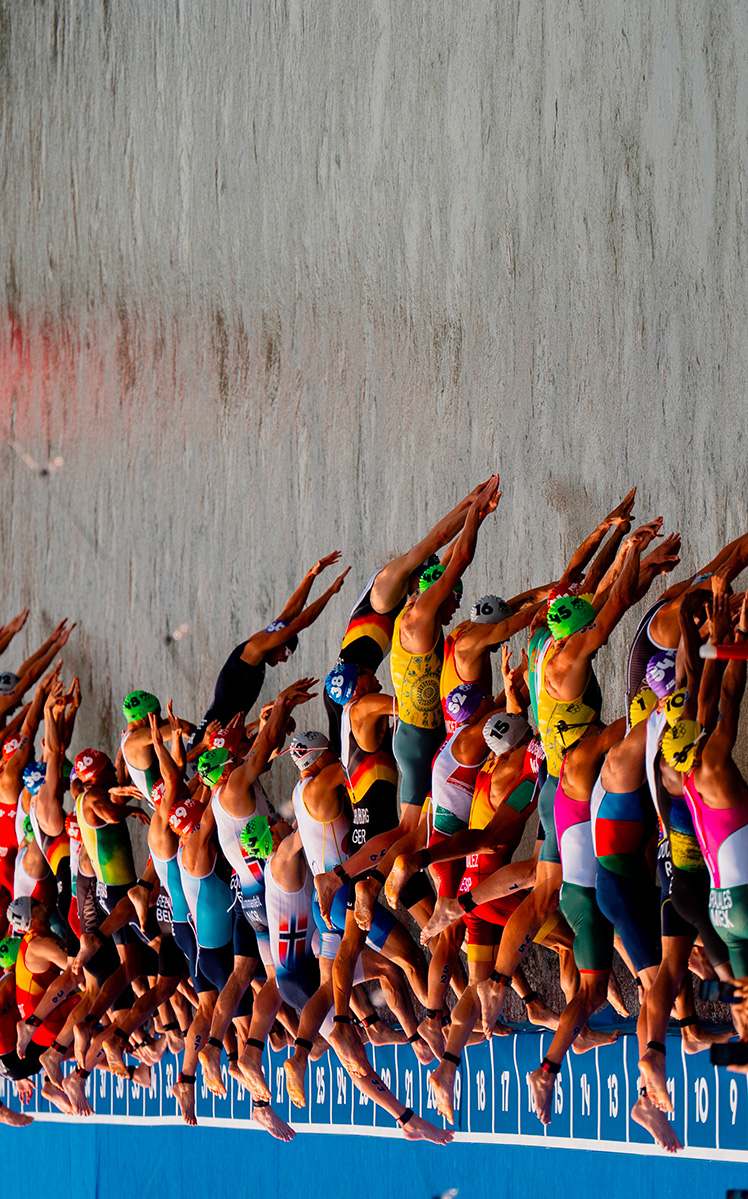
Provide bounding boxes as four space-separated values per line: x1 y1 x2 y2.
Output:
430 959 493 1123
199 955 258 1095
237 978 283 1100
528 973 610 1125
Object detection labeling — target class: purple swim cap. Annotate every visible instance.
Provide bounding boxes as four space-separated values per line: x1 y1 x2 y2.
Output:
645 650 677 699
444 683 485 728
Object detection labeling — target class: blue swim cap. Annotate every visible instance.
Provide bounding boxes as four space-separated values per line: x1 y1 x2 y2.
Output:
325 661 359 706
22 761 46 796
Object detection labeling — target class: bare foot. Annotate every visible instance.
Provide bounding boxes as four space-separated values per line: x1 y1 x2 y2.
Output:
284 1052 308 1108
310 1035 329 1061
364 1022 407 1047
73 1021 92 1069
15 1018 36 1059
315 870 343 929
102 1036 131 1079
165 1029 185 1055
0 1100 33 1127
353 877 382 932
572 1027 619 1054
134 1036 167 1066
417 1015 445 1060
198 1042 226 1098
173 1080 197 1126
238 1044 271 1102
528 1066 556 1125
639 1049 672 1113
62 1070 93 1117
329 1021 369 1077
682 1024 732 1055
688 944 717 981
401 1112 453 1145
42 1078 74 1115
269 1026 289 1052
384 855 417 909
606 973 629 1018
409 1034 435 1066
428 1060 457 1124
526 998 560 1031
126 883 151 932
228 1060 246 1091
477 976 508 1038
40 1045 65 1086
252 1102 296 1141
132 1064 152 1088
632 1094 683 1152
420 898 463 945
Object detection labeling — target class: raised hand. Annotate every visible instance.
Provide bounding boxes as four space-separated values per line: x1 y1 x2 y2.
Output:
329 567 351 594
148 710 164 748
54 622 77 648
643 532 681 575
5 609 29 636
606 488 636 527
166 699 183 737
281 678 319 708
312 551 342 576
710 591 732 645
625 517 663 551
40 660 63 693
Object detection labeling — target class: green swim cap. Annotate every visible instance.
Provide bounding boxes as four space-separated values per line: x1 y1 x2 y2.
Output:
418 564 464 597
23 816 34 842
197 747 232 787
240 815 274 860
0 935 21 969
123 690 160 723
547 594 596 641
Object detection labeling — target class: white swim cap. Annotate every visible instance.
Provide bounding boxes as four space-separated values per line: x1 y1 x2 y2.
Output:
287 731 330 771
470 595 512 624
482 712 530 756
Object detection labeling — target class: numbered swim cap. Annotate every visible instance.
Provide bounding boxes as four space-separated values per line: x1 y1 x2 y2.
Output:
470 595 512 624
1 737 21 762
645 651 677 699
0 935 21 969
629 688 657 727
265 619 298 654
65 812 82 843
527 738 545 775
547 594 596 641
664 688 689 727
149 779 166 810
23 816 34 842
122 690 160 723
547 582 586 609
168 797 203 837
325 661 359 706
208 724 244 757
0 672 19 695
240 814 274 860
661 720 703 772
74 749 111 784
197 748 233 788
287 732 330 771
483 712 531 756
444 684 485 727
22 761 46 796
7 896 34 933
418 565 464 598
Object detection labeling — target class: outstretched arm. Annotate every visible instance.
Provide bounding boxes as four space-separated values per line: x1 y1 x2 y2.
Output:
232 679 317 784
0 608 29 658
277 551 343 623
241 570 350 664
707 594 748 754
555 488 636 593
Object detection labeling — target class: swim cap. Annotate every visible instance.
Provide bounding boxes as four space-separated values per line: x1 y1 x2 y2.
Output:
2 737 21 762
149 779 166 810
0 935 21 969
661 720 704 772
287 732 329 771
65 812 82 843
167 797 203 837
22 761 46 796
74 749 111 784
122 690 160 723
470 596 512 624
265 619 298 654
23 816 34 842
645 651 677 699
629 688 657 727
207 724 244 757
325 661 359 706
240 814 274 860
0 672 19 695
197 747 233 787
7 896 34 933
547 594 596 641
444 684 485 727
547 582 587 609
418 565 464 598
527 738 545 775
664 688 689 727
483 712 531 756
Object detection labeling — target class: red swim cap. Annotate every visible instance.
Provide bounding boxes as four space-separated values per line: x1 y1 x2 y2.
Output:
150 779 166 809
74 749 111 784
65 812 82 843
208 724 243 757
167 797 203 837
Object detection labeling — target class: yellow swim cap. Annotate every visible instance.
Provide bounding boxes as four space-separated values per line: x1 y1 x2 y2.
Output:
662 720 703 772
664 688 689 727
630 688 657 727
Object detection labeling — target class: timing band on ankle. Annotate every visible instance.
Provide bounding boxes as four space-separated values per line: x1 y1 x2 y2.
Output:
424 1008 441 1020
25 1015 42 1028
50 1040 66 1054
162 1022 180 1032
90 928 106 945
368 869 387 885
639 1085 648 1098
206 1036 223 1049
647 1041 667 1055
333 864 350 884
127 1064 137 1080
254 1099 269 1107
114 1028 129 1042
418 849 431 869
676 1015 698 1028
396 1107 414 1126
407 1033 421 1044
333 1015 352 1024
458 891 478 913
178 1073 195 1084
84 1013 100 1026
540 1058 560 1075
362 1014 380 1028
75 1067 90 1079
136 878 154 892
245 1038 265 1051
227 1051 238 1062
635 977 643 987
489 971 512 987
523 989 539 1005
442 1051 461 1066
295 1037 314 1051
